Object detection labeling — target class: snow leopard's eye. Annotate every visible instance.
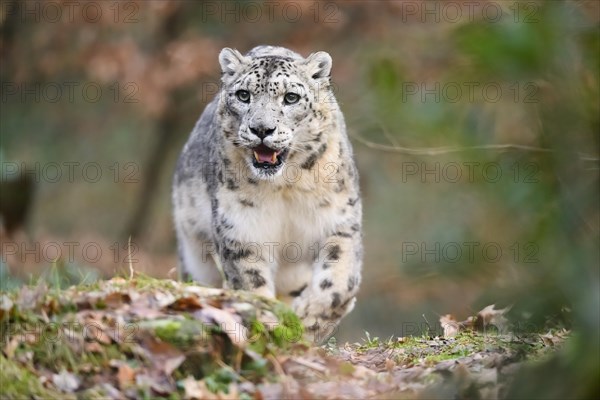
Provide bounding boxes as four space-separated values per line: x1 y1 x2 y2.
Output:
236 90 250 103
284 92 300 105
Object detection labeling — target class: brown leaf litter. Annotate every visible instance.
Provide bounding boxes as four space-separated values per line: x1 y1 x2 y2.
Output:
1 279 569 399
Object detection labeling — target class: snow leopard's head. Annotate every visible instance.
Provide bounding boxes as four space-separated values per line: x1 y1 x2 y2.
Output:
218 46 334 179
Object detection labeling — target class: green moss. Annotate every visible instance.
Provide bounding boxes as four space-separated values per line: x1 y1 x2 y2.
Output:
247 304 304 353
94 298 106 309
82 344 129 368
141 318 211 350
0 354 71 399
240 357 269 381
204 367 238 394
130 274 181 290
424 353 461 364
248 319 269 353
271 303 303 348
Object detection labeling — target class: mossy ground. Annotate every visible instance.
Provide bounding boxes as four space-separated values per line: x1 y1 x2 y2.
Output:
0 277 568 399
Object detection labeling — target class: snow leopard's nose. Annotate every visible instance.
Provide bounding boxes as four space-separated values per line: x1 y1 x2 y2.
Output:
249 125 276 140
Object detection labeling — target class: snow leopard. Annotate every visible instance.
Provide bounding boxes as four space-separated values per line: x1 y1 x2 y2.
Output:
172 45 362 341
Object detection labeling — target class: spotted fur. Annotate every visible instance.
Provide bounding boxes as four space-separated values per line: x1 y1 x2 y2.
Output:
172 46 362 341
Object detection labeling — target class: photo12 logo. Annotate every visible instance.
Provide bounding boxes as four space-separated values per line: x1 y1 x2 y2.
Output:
401 81 539 104
401 241 540 264
1 240 140 265
1 82 139 104
1 162 140 184
1 1 140 23
396 1 539 24
199 241 343 264
198 1 340 23
399 162 540 184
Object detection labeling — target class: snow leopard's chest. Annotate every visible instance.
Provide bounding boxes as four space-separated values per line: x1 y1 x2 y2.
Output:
215 178 349 246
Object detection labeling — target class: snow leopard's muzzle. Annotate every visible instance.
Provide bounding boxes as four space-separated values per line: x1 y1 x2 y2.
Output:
239 123 291 177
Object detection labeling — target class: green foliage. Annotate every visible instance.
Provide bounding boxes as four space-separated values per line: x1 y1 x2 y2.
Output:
0 355 69 399
152 319 207 349
455 18 553 78
271 304 303 348
204 367 237 394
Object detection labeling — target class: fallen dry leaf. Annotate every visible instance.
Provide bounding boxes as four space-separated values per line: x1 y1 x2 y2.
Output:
183 286 224 297
52 369 80 393
16 282 47 310
194 305 248 347
475 305 510 333
104 292 131 308
385 357 396 372
133 370 176 394
167 296 203 311
440 305 511 337
182 375 206 400
462 316 476 329
304 380 374 400
117 363 136 389
182 376 241 400
87 323 113 344
353 364 377 379
540 331 563 347
153 290 176 308
139 332 185 376
129 292 168 319
84 342 104 353
0 294 14 319
3 336 20 359
440 314 460 338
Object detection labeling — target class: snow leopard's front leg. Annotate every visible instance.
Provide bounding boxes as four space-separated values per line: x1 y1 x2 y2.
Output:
293 223 363 342
216 235 277 298
209 189 277 298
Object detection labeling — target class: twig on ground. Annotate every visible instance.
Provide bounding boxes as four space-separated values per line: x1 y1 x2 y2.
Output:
290 358 328 374
128 236 134 280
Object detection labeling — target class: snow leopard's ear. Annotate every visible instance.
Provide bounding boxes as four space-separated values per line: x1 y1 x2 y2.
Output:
303 51 332 80
219 48 249 76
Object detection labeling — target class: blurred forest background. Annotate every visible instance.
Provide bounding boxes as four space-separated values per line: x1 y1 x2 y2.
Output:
0 1 598 391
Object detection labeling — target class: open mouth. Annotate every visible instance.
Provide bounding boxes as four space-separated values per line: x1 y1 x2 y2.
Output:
252 144 289 171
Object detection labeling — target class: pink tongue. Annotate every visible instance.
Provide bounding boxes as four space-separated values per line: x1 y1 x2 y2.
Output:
256 150 276 163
